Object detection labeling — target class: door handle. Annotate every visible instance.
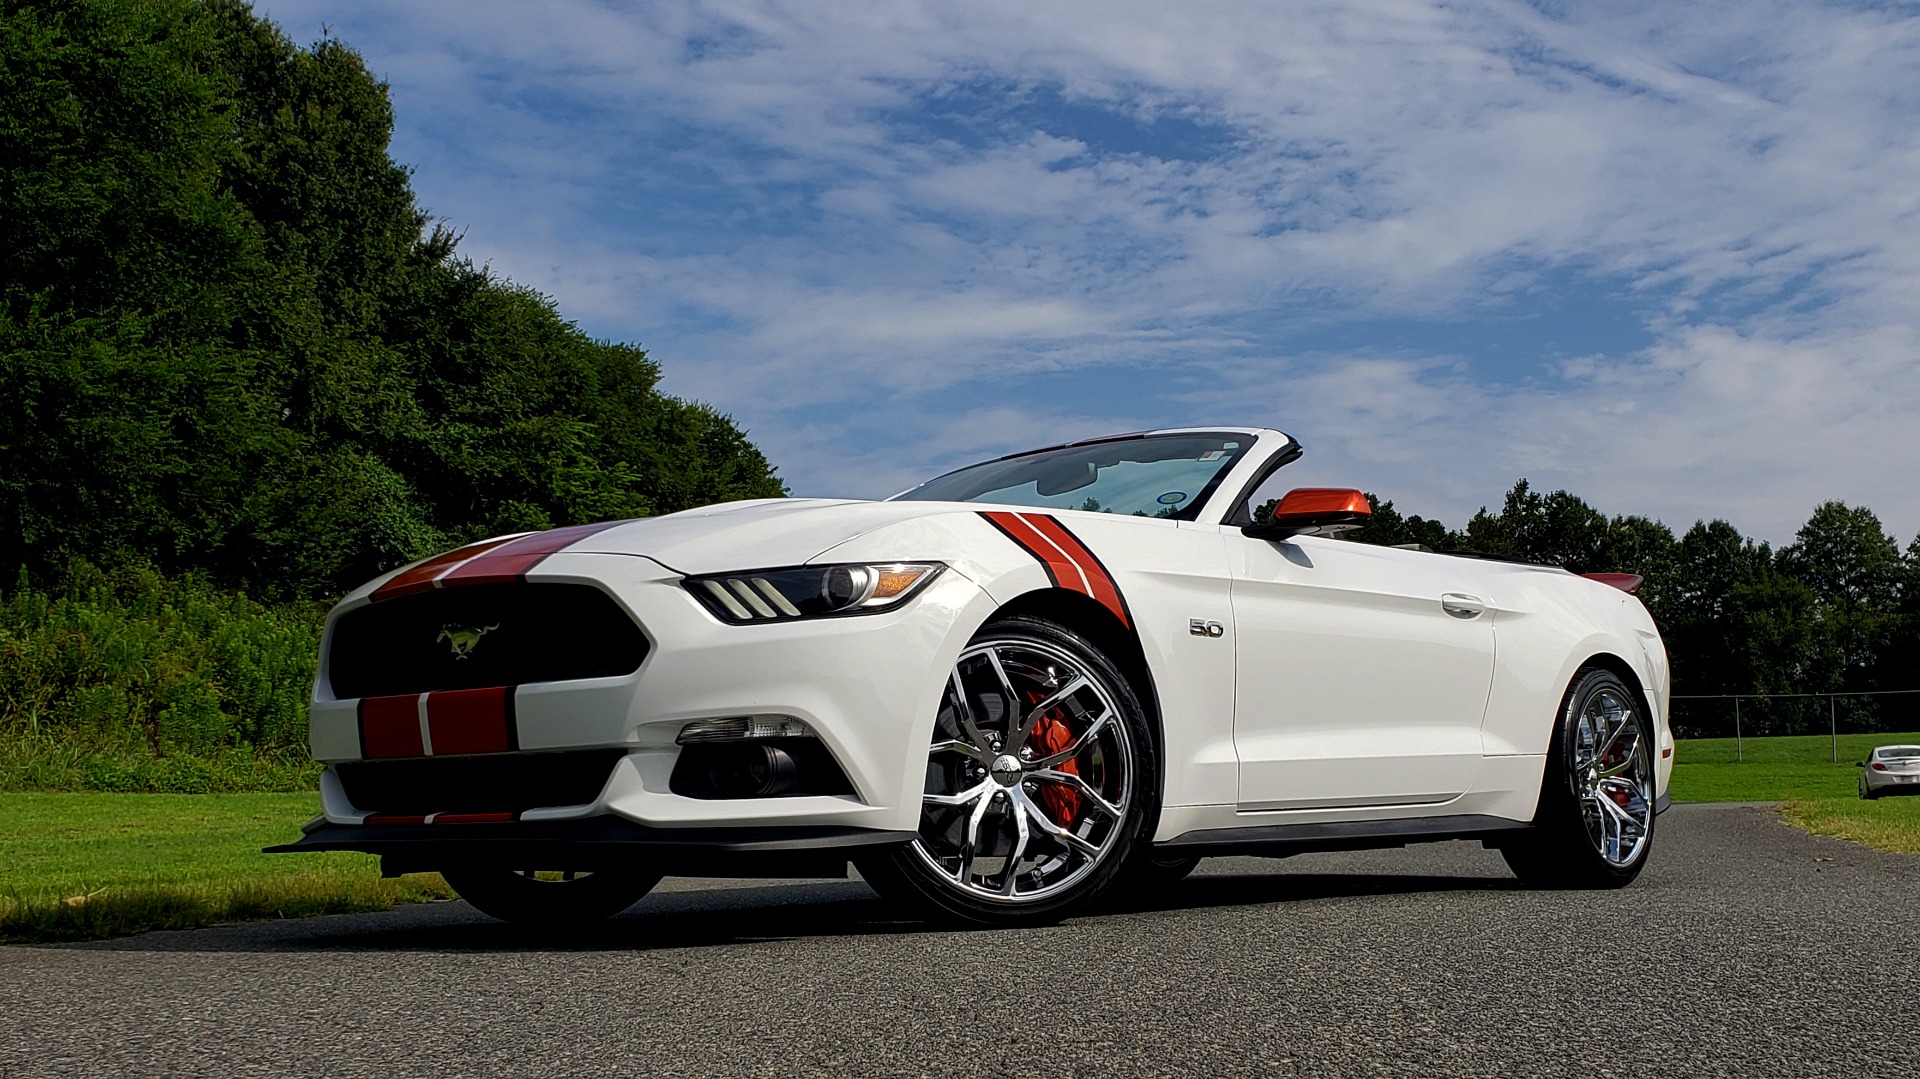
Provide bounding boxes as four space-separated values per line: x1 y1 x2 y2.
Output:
1440 593 1486 619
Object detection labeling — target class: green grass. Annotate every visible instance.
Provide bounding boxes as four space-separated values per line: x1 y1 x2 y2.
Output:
1669 731 1918 802
0 792 450 943
1670 731 1920 855
0 736 321 793
1782 797 1920 854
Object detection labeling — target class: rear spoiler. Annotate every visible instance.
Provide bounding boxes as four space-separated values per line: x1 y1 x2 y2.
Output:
1580 572 1643 594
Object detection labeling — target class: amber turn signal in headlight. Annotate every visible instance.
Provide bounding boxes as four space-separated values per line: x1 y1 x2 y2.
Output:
684 563 944 623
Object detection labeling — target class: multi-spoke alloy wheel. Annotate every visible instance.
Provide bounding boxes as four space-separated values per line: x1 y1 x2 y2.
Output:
861 616 1153 924
1570 684 1654 867
1500 667 1657 889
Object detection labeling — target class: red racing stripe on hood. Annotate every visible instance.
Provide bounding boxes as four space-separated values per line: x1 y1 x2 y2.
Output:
437 520 634 588
371 535 521 601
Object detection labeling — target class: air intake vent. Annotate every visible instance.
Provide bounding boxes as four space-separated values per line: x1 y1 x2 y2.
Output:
328 584 647 699
335 749 625 816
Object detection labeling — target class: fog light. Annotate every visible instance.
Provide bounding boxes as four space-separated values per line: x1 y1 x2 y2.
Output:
705 744 800 798
676 715 813 744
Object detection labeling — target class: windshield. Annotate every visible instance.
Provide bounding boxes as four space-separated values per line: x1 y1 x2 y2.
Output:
892 433 1250 519
1877 747 1920 759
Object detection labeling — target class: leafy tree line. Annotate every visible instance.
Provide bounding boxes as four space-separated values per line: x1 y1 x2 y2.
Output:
0 0 783 787
0 0 784 605
1343 483 1920 736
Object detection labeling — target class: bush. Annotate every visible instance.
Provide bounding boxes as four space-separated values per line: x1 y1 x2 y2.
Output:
0 563 323 789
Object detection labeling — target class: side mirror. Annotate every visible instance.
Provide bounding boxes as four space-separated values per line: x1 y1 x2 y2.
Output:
1856 761 1867 768
1242 488 1371 540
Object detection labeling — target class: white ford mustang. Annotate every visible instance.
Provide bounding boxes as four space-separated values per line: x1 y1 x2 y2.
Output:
270 426 1673 925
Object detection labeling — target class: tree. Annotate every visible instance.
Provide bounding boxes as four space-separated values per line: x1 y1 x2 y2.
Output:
1889 535 1920 729
0 0 783 600
1461 480 1613 569
1651 520 1770 695
1339 495 1458 550
1775 503 1905 721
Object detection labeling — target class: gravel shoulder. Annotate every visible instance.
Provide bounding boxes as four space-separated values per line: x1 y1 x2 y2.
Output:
2 803 1914 1078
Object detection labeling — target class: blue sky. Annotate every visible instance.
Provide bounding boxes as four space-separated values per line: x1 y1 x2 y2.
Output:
260 0 1920 543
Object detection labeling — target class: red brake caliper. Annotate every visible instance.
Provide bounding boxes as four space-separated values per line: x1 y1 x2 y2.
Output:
1027 696 1083 826
1602 746 1630 806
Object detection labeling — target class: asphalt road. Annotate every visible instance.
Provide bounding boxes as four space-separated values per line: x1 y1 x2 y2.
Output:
2 803 1914 1078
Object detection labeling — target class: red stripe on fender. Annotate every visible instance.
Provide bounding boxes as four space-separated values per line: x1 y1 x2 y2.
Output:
359 695 424 758
438 520 633 588
432 812 516 825
371 536 521 602
980 511 1077 590
979 511 1131 628
1020 514 1132 629
426 686 517 756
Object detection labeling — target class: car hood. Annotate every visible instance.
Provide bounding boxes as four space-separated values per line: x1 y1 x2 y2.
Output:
564 498 960 575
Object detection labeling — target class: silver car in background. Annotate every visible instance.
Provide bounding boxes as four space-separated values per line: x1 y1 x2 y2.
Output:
1858 745 1920 799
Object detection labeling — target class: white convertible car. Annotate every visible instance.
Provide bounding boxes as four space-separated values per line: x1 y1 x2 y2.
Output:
269 427 1673 925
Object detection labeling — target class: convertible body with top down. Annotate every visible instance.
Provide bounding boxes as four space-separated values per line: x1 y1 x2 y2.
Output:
270 427 1673 924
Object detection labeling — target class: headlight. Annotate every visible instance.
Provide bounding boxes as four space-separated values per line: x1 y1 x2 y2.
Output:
683 563 944 623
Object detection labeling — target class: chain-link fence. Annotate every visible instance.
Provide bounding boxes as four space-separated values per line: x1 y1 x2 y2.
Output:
1669 690 1920 760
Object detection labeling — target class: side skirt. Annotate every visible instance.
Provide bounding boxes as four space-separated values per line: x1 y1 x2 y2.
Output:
1157 813 1532 857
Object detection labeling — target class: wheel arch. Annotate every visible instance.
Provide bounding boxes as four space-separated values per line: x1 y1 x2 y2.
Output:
988 587 1166 774
1577 651 1648 705
1568 647 1665 739
1568 649 1671 803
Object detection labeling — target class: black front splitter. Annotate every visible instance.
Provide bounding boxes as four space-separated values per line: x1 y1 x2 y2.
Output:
265 818 915 879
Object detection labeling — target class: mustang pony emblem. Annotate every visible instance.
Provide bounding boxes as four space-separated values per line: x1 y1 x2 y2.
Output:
437 623 499 659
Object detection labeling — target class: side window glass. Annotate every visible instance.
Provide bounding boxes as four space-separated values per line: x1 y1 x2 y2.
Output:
1243 472 1291 523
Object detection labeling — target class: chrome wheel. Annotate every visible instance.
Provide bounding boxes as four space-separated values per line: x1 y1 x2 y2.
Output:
909 636 1134 904
1570 684 1653 868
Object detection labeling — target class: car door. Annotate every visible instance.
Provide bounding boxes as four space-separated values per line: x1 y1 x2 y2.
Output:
1226 532 1496 810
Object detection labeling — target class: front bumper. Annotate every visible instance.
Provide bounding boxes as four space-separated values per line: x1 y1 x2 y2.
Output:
266 817 915 878
302 552 997 837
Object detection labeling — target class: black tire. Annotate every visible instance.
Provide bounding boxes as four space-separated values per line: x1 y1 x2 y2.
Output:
859 615 1159 926
1501 667 1656 890
1117 850 1202 891
443 867 662 924
1090 849 1202 911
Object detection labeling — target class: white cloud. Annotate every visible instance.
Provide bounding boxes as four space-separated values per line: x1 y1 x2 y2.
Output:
259 0 1920 542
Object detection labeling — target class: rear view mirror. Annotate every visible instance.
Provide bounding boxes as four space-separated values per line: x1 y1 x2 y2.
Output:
1242 488 1371 540
1034 460 1096 496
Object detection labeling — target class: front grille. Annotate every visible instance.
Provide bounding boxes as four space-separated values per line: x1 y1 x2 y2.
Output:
334 749 625 815
328 583 647 699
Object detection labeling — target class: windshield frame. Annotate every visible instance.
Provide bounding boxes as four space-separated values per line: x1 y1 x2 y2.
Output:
889 429 1282 522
